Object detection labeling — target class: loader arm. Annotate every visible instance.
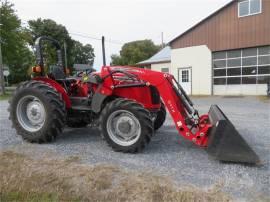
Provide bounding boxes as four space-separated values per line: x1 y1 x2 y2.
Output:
129 67 211 146
148 73 211 146
99 66 260 164
100 66 210 146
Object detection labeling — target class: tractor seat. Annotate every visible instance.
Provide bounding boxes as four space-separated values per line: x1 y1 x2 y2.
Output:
50 65 66 80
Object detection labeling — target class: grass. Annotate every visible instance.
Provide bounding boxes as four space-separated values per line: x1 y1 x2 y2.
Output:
256 95 270 102
1 192 59 202
0 151 231 202
0 93 11 100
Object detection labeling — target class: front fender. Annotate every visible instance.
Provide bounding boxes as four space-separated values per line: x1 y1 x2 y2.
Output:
33 77 72 108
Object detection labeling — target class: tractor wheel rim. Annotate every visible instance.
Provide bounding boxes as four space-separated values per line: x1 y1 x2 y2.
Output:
107 110 141 147
16 95 46 132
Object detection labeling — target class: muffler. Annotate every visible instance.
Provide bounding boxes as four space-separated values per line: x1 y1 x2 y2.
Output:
206 105 260 164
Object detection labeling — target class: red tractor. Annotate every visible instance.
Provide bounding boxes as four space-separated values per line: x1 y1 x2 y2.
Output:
9 36 259 164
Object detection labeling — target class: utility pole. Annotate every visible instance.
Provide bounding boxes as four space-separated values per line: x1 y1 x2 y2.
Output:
0 24 5 95
63 42 68 68
161 32 164 48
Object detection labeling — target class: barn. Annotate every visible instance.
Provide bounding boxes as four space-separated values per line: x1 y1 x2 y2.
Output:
138 0 270 95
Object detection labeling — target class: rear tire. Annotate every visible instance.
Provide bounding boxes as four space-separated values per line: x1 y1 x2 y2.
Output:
154 102 166 130
8 80 66 143
99 98 153 153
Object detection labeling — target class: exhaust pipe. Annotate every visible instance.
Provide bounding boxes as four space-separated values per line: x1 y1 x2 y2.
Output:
102 36 106 66
206 105 260 164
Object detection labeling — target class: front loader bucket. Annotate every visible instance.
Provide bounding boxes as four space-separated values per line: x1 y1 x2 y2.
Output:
206 105 260 164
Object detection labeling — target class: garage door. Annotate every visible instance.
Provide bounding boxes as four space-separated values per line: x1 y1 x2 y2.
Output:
213 46 270 95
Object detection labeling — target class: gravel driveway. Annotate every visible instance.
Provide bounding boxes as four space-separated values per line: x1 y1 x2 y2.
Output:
0 96 269 201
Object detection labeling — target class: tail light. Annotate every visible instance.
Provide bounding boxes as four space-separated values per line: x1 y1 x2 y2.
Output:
32 66 42 73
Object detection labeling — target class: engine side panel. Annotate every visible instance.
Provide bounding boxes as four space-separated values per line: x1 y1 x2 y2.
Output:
112 86 161 111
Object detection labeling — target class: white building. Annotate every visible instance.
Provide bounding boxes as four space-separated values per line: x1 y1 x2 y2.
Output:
138 0 270 95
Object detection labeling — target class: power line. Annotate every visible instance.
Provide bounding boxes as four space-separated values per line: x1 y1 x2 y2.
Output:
20 19 124 45
69 32 123 45
69 32 101 41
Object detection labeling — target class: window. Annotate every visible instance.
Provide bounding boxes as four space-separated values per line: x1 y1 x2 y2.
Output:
242 67 257 75
213 60 226 68
238 0 261 17
214 69 226 77
214 78 226 85
258 66 270 74
161 68 169 73
258 76 270 84
228 58 241 67
213 52 226 60
228 68 241 76
242 76 256 84
227 50 241 58
242 48 257 57
214 69 226 76
227 77 241 85
212 46 270 85
258 56 270 65
182 70 189 82
259 46 270 55
239 1 249 16
243 57 257 66
250 0 261 13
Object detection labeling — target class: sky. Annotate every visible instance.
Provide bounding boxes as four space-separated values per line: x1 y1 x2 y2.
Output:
10 0 231 69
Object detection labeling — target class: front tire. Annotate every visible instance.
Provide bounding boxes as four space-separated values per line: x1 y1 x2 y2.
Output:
9 80 66 143
99 98 153 153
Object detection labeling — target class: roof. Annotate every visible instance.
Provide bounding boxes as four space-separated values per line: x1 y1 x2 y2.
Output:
137 46 171 65
169 0 235 45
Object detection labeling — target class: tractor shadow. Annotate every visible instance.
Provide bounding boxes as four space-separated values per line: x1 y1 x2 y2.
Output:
56 126 101 144
148 125 201 153
55 124 203 156
52 124 219 169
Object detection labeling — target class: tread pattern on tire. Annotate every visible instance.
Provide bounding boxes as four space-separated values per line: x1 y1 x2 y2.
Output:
99 98 153 153
8 80 66 143
154 102 166 131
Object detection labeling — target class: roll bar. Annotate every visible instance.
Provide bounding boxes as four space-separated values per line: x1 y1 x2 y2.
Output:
34 36 64 75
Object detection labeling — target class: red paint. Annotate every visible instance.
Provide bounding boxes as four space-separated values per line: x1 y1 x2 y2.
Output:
33 77 72 108
99 66 212 147
33 65 212 147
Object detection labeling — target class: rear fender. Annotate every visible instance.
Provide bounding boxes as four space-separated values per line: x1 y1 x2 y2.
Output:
33 77 72 108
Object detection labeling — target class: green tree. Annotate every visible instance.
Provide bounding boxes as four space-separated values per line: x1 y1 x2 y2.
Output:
0 0 34 83
111 54 125 65
27 18 75 68
27 18 95 69
72 41 95 65
111 40 161 66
